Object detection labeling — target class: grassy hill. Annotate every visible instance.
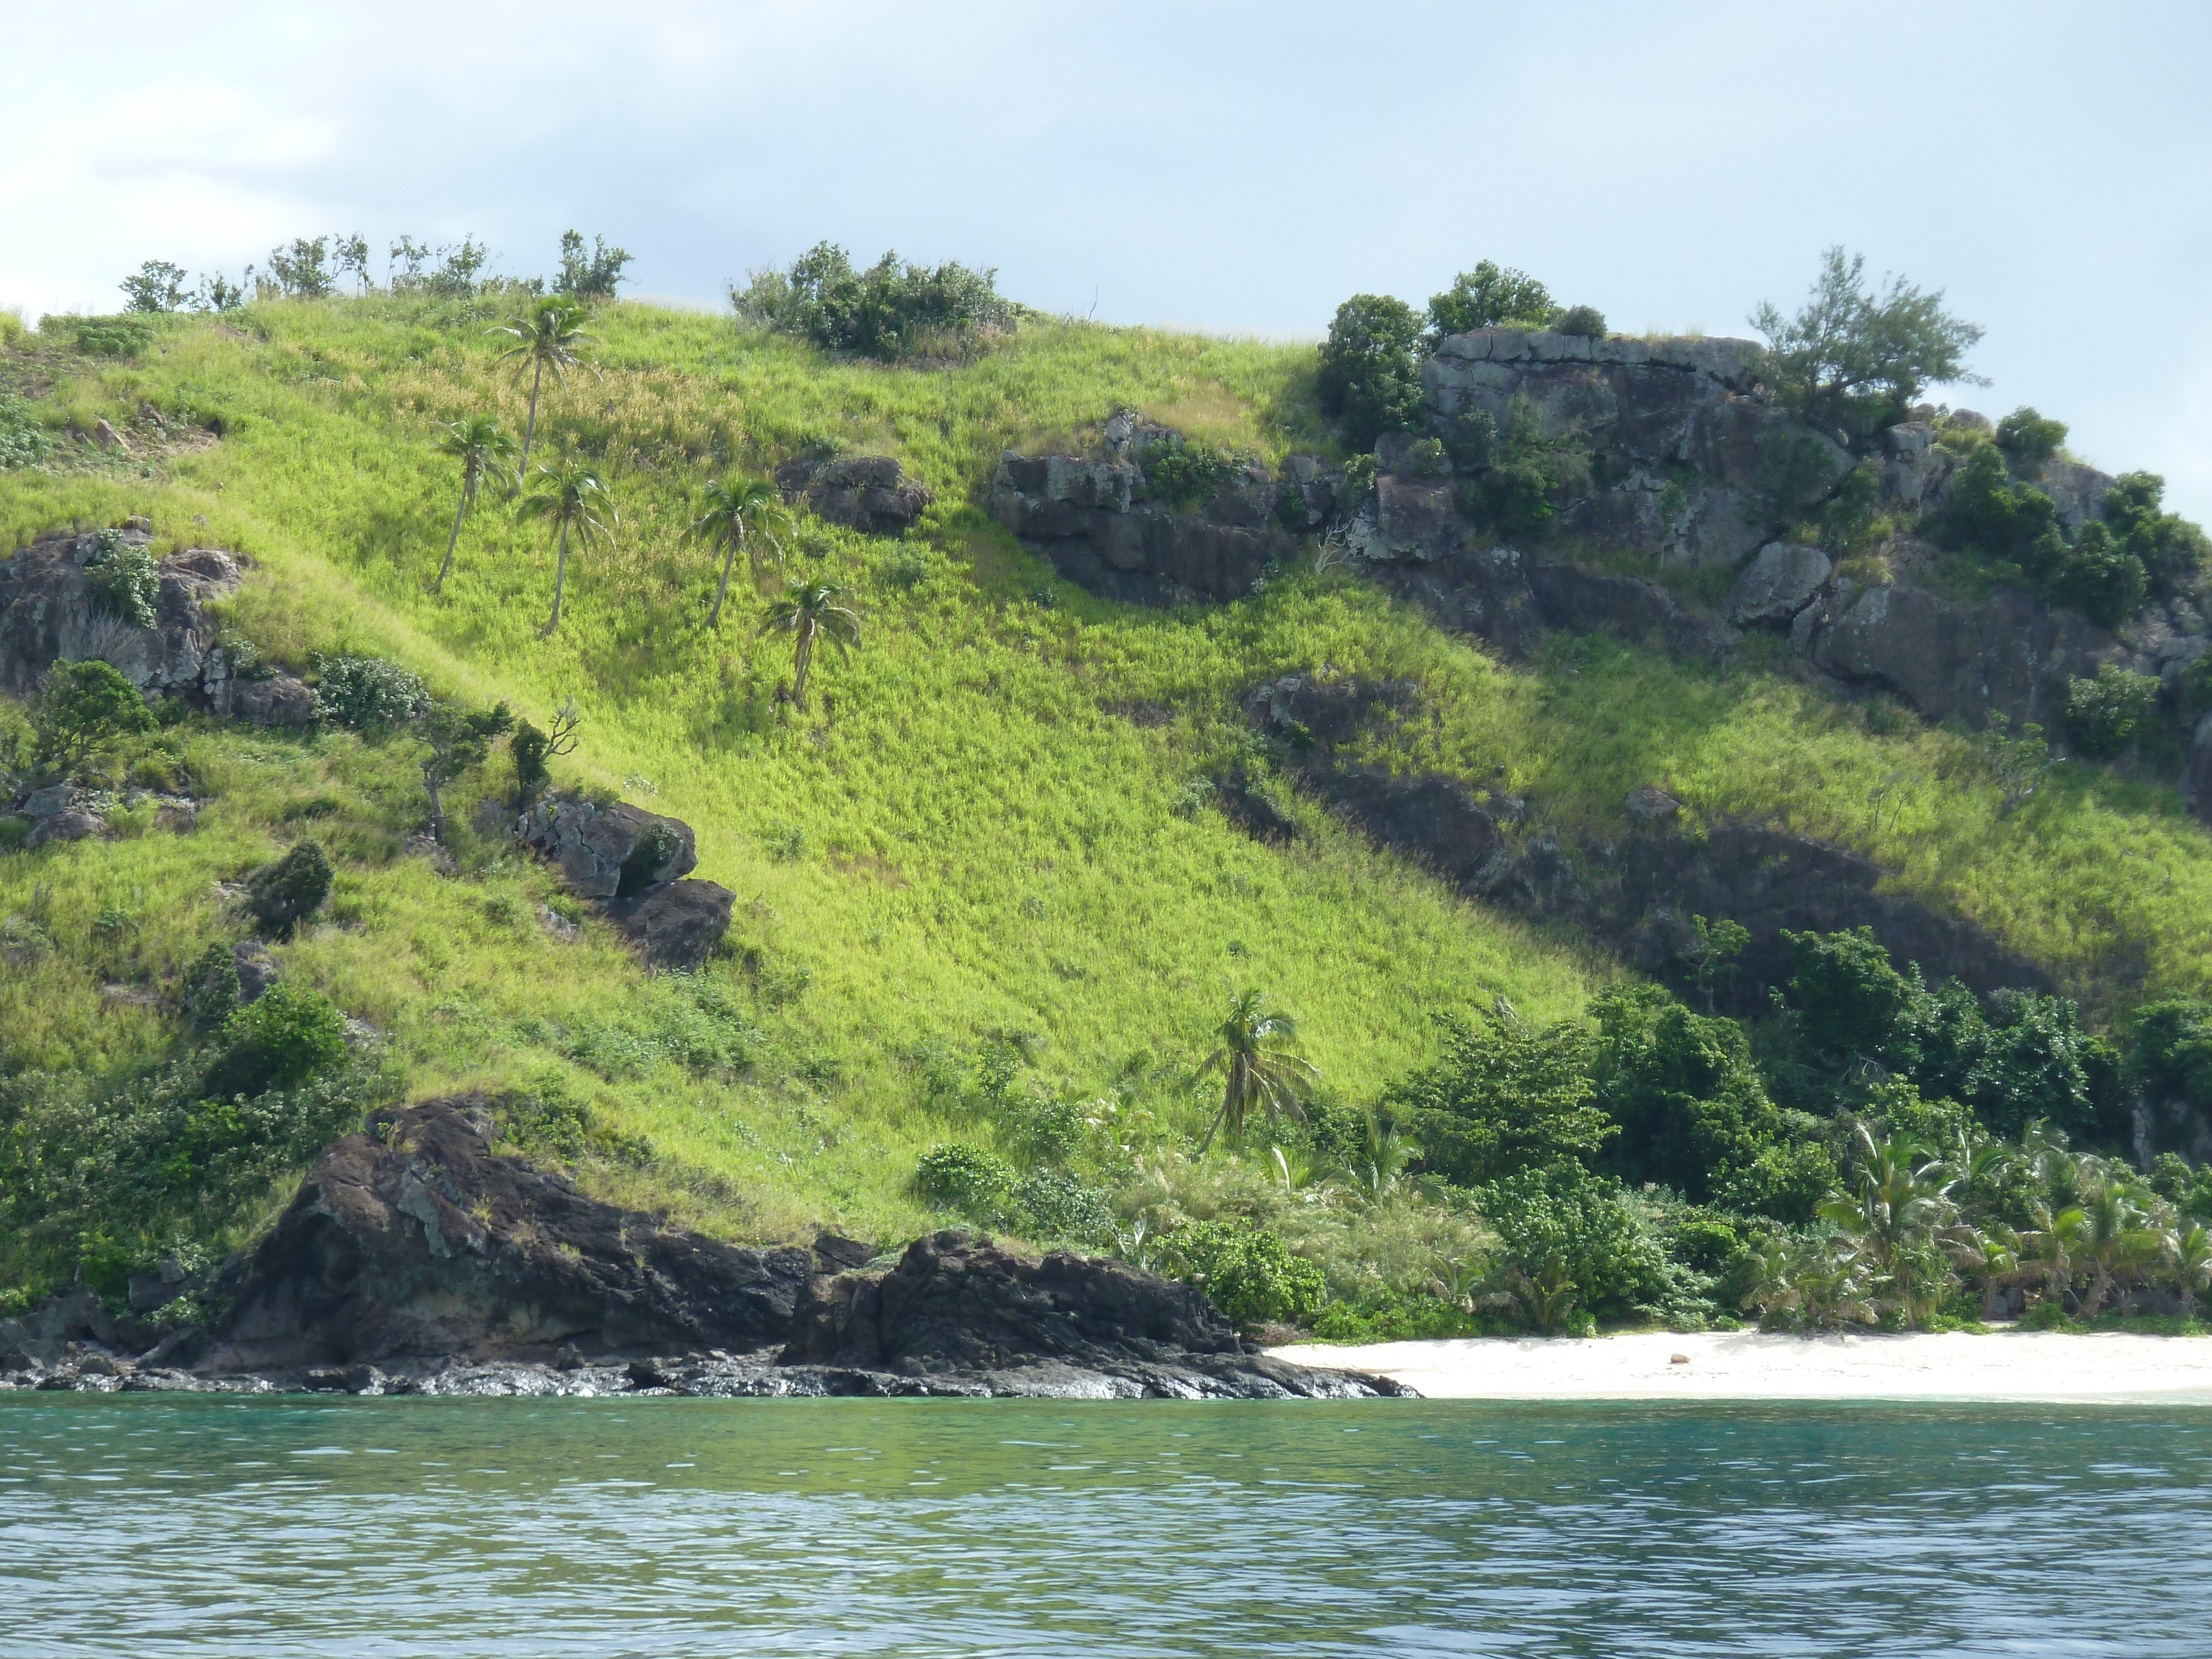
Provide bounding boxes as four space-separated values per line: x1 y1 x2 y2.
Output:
6 291 2212 1321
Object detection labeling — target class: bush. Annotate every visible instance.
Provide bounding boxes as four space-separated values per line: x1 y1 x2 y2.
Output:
71 314 156 357
247 839 333 935
554 231 632 301
120 260 190 314
84 529 160 628
1426 261 1553 337
1995 406 2067 470
2065 662 2159 757
1783 927 1919 1068
732 242 1015 359
1165 1219 1327 1331
312 655 429 732
914 1141 1018 1215
2100 472 2209 596
1938 444 2062 565
1143 440 1237 509
1011 1171 1113 1241
202 982 349 1100
2131 999 2212 1114
2047 524 2148 628
24 659 156 781
1317 294 1427 450
1387 1007 1612 1187
0 393 50 469
1474 1167 1675 1329
1552 304 1606 338
180 942 241 1032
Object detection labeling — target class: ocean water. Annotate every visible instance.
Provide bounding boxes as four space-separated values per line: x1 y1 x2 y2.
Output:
2 1394 2207 1657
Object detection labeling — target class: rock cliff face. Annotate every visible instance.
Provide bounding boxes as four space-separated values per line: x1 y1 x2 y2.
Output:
1 528 242 705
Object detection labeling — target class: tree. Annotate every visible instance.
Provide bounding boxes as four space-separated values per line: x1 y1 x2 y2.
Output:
510 696 582 808
23 659 154 782
266 237 336 300
1386 1005 1615 1187
432 415 517 593
1750 246 1984 430
1426 260 1554 337
1590 983 1789 1207
418 700 514 842
1316 294 1427 450
518 455 615 637
489 298 594 484
1194 988 1319 1155
690 476 792 625
332 234 372 294
119 260 189 314
1817 1125 1958 1328
555 231 633 301
759 578 859 709
1783 927 1918 1070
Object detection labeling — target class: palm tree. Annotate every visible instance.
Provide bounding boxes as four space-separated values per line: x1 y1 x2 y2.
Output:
1817 1126 1959 1329
489 297 594 485
1194 988 1319 1156
517 454 615 637
2171 1223 2212 1318
2065 1181 2157 1316
759 579 859 708
431 415 515 593
690 476 792 625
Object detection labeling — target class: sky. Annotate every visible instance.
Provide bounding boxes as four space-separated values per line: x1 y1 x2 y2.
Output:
5 0 2209 518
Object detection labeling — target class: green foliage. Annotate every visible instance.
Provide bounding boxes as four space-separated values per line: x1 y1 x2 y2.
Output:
265 238 337 300
24 659 155 782
2047 524 2148 628
419 700 514 839
71 314 157 357
1552 304 1606 339
1939 446 2156 625
1977 713 2054 812
1458 391 1589 539
0 394 51 469
1474 1166 1674 1331
914 1141 1018 1215
732 242 1015 359
1309 1285 1483 1342
1750 246 1984 430
84 529 160 628
1196 988 1319 1154
1317 294 1426 449
1783 926 1917 1067
2101 472 2210 595
312 655 430 732
1426 261 1554 337
1164 1218 1327 1330
180 942 241 1032
1995 406 2067 470
247 839 333 936
555 231 633 302
1388 1006 1613 1186
204 981 349 1100
510 698 580 808
121 260 190 314
1143 440 1238 508
1010 1170 1113 1241
1938 443 2061 564
2065 663 2159 758
2129 999 2212 1111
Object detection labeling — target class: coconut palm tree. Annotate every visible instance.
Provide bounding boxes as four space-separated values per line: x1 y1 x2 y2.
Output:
2064 1181 2154 1317
1194 989 1319 1156
759 579 859 708
517 454 615 637
2171 1223 2212 1318
431 415 515 593
489 297 594 485
1818 1126 1960 1329
690 476 792 625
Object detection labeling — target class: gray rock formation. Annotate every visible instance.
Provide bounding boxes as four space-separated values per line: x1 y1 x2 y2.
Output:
516 793 698 899
233 672 315 727
1728 542 1833 627
775 455 933 536
0 530 248 707
603 878 735 972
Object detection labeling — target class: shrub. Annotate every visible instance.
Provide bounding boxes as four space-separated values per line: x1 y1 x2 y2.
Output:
995 1086 1085 1165
2065 662 2159 757
914 1142 1018 1215
2047 524 2148 628
180 942 241 1032
1995 406 2067 470
1937 444 2060 564
1143 440 1237 509
1317 294 1427 450
732 242 1015 359
247 839 333 935
1474 1167 1675 1329
554 231 633 302
202 982 349 1100
312 655 429 732
1011 1171 1113 1241
24 659 155 781
120 260 190 314
1165 1219 1327 1330
71 314 157 357
1784 927 1918 1068
84 529 160 628
2101 472 2210 596
617 818 681 896
2130 998 2212 1112
1552 304 1606 338
0 393 50 469
1426 260 1553 337
1387 1006 1613 1187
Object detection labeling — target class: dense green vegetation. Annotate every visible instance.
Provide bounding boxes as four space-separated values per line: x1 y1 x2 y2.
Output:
4 251 2212 1342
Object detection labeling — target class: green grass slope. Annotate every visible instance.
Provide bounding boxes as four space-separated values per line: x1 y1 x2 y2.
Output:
4 295 2211 1279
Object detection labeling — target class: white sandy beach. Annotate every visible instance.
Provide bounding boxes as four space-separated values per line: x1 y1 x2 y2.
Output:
1270 1330 2212 1402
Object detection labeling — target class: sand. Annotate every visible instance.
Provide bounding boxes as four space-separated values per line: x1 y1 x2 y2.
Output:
1270 1329 2212 1402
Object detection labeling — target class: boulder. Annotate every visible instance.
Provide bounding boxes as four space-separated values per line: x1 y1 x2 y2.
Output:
1626 785 1682 821
516 794 698 900
603 878 734 971
0 532 242 704
27 808 105 848
1728 542 1833 627
207 1096 821 1370
233 672 315 727
775 455 933 536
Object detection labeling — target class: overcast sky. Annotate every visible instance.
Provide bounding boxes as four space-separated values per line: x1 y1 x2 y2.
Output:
6 1 2208 518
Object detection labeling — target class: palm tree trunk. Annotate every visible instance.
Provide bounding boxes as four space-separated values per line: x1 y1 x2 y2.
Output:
792 622 815 707
435 479 469 592
518 356 544 486
542 516 570 637
709 535 735 626
1196 1095 1232 1158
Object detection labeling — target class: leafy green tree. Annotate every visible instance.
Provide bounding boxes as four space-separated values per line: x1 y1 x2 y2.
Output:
1386 1006 1614 1187
1995 406 2067 470
489 298 595 484
432 415 517 593
1782 927 1918 1070
1685 915 1750 1011
1817 1124 1957 1328
690 476 792 625
2065 662 2159 758
1316 294 1426 450
119 260 188 314
2047 523 2148 627
1162 1219 1326 1329
332 234 371 293
2130 998 2212 1115
265 237 336 299
1475 1166 1676 1331
1750 246 1984 429
1426 260 1554 336
554 231 633 301
1590 984 1789 1207
518 454 617 637
418 701 514 842
24 659 154 782
2101 471 2210 595
1193 988 1319 1155
311 655 429 732
1938 444 2063 568
759 578 860 709
202 982 348 1100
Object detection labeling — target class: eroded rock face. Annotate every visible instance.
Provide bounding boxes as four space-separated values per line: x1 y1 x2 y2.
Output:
517 793 698 900
208 1097 820 1370
0 531 246 706
775 455 933 536
1728 542 1833 627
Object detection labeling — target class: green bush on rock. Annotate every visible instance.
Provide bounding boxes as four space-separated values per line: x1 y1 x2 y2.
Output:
1164 1218 1326 1331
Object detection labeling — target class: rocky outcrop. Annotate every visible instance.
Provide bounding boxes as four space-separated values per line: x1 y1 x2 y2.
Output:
0 528 249 708
509 791 731 969
603 879 734 973
775 455 933 536
1728 542 1833 627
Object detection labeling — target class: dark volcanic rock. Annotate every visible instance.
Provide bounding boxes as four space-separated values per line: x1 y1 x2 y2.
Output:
516 792 698 900
604 878 734 971
776 455 933 536
0 530 246 706
207 1096 818 1370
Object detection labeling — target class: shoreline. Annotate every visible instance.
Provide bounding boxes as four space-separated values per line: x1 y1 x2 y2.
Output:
1269 1329 2212 1403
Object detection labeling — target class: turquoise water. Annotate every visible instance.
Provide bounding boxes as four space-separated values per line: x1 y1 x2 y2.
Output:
3 1396 2208 1657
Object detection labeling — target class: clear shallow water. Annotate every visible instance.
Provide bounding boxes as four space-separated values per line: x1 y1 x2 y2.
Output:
3 1396 2208 1658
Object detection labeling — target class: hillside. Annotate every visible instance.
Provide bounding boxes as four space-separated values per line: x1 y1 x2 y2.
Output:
6 268 2212 1342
